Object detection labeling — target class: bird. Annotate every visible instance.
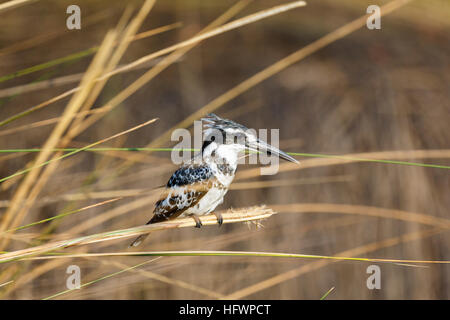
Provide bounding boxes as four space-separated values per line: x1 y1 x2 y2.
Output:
129 113 298 247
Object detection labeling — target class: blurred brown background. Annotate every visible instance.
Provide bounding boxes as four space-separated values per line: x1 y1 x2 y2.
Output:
0 0 449 299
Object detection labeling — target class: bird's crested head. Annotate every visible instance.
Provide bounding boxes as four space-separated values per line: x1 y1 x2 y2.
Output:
200 113 298 164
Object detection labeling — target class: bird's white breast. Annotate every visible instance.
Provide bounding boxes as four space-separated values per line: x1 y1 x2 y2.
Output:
182 186 229 217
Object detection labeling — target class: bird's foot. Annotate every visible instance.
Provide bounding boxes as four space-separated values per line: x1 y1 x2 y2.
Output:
214 212 223 227
192 215 202 228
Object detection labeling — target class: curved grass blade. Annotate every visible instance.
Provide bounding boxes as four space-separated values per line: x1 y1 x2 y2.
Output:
27 250 450 265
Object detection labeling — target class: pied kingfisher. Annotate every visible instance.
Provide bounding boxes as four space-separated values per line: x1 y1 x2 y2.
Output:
130 113 298 247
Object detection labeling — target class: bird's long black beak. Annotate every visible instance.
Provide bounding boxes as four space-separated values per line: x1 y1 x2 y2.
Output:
246 139 299 164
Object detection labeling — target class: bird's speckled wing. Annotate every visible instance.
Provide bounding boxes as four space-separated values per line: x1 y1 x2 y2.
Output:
148 162 216 223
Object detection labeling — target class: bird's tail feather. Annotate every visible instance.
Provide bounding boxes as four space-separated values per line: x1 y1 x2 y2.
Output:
129 233 149 247
129 218 154 247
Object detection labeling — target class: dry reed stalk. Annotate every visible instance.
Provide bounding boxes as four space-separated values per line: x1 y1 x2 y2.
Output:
2 157 119 296
0 116 157 247
67 0 254 167
3 259 66 297
0 206 274 263
93 217 362 296
0 57 176 99
0 265 17 288
61 196 158 237
221 227 443 299
0 31 121 294
0 280 13 289
0 30 118 248
97 260 224 299
35 2 153 195
145 217 360 269
67 1 155 137
3 205 270 296
3 215 359 295
14 175 348 206
0 23 182 98
0 0 304 129
0 117 158 234
13 216 362 298
71 218 360 298
2 197 122 236
0 1 156 250
140 0 413 158
12 255 196 300
97 0 255 167
41 258 161 300
6 202 262 296
1 245 91 298
103 1 307 80
0 109 106 138
1 154 102 296
271 203 450 229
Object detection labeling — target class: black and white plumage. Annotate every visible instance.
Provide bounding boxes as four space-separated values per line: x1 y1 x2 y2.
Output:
129 113 298 247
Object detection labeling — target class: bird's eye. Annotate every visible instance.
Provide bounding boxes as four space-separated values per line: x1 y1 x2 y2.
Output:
211 136 215 141
267 150 272 156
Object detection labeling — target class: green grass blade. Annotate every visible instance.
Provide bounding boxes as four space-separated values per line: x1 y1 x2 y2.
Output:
0 148 448 170
320 286 335 300
0 48 97 84
26 250 450 265
42 258 157 300
0 118 157 184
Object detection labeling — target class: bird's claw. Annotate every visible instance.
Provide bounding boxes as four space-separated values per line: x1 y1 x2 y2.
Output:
192 215 202 228
214 212 223 227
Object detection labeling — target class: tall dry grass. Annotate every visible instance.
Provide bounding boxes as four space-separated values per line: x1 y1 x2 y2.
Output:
0 0 449 299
